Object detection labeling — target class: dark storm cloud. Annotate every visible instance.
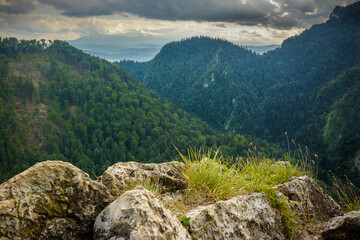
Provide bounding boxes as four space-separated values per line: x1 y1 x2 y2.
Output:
0 0 357 29
0 0 36 14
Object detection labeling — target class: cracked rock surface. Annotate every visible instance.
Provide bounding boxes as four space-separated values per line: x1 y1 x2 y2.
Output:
185 192 285 240
94 186 191 240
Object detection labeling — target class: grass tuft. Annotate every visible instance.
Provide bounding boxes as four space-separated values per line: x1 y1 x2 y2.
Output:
236 155 305 192
236 154 303 237
284 132 318 180
263 188 299 237
177 147 244 205
175 213 191 230
173 144 314 237
331 175 360 213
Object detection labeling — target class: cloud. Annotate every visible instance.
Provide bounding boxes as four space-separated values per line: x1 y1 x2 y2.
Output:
0 0 36 14
44 0 359 28
0 0 357 30
215 23 226 28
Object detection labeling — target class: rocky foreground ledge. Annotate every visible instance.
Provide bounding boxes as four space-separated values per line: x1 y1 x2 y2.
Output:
0 160 359 239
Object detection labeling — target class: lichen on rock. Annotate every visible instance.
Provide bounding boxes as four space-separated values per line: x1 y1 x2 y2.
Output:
100 161 186 197
94 186 191 240
185 192 286 240
276 176 341 224
0 160 113 240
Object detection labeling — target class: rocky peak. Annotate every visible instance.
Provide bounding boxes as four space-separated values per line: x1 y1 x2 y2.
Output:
328 2 360 24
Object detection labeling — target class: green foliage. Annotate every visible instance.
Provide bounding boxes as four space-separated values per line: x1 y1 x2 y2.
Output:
321 65 360 182
118 36 260 131
119 2 360 186
175 213 191 230
0 37 278 182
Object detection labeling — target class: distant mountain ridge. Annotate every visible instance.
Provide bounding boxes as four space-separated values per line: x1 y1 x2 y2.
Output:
69 34 280 62
68 34 168 61
245 45 280 54
118 2 360 184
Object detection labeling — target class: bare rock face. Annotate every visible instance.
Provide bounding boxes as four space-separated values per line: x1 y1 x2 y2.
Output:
0 161 113 240
276 176 341 224
321 210 360 240
185 192 285 240
100 161 186 196
94 186 191 240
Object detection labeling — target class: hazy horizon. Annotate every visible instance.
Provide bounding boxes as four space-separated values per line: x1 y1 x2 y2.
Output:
1 0 357 47
68 34 280 62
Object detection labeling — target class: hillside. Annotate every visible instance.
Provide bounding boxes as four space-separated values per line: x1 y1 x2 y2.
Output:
118 2 360 183
0 38 280 182
119 37 261 131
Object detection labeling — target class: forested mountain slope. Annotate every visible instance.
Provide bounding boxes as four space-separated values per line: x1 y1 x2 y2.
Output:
118 2 360 183
119 37 262 131
0 38 279 182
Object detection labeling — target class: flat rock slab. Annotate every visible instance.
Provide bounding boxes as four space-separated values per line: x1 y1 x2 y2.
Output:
94 186 191 240
0 161 112 240
185 192 285 240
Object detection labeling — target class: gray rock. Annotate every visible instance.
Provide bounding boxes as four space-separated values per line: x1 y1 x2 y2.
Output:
293 229 322 240
94 186 191 240
100 161 186 196
0 161 113 240
321 210 360 240
185 192 286 240
276 176 341 224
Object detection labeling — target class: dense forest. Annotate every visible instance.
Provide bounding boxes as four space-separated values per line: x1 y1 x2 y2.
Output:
118 2 360 184
0 38 280 182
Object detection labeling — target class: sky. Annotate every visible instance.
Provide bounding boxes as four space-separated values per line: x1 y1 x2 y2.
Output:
0 0 357 46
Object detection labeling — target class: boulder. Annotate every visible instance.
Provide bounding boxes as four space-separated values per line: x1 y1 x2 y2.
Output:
185 192 286 240
321 210 360 240
276 176 341 224
0 161 113 240
100 161 186 196
94 186 191 240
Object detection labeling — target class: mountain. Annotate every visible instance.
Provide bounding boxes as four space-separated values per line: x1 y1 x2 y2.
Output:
118 2 360 183
0 38 279 182
245 45 280 55
118 37 262 131
68 34 168 62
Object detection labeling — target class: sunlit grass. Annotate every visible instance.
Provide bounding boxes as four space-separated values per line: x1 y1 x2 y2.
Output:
177 147 245 205
173 144 315 237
